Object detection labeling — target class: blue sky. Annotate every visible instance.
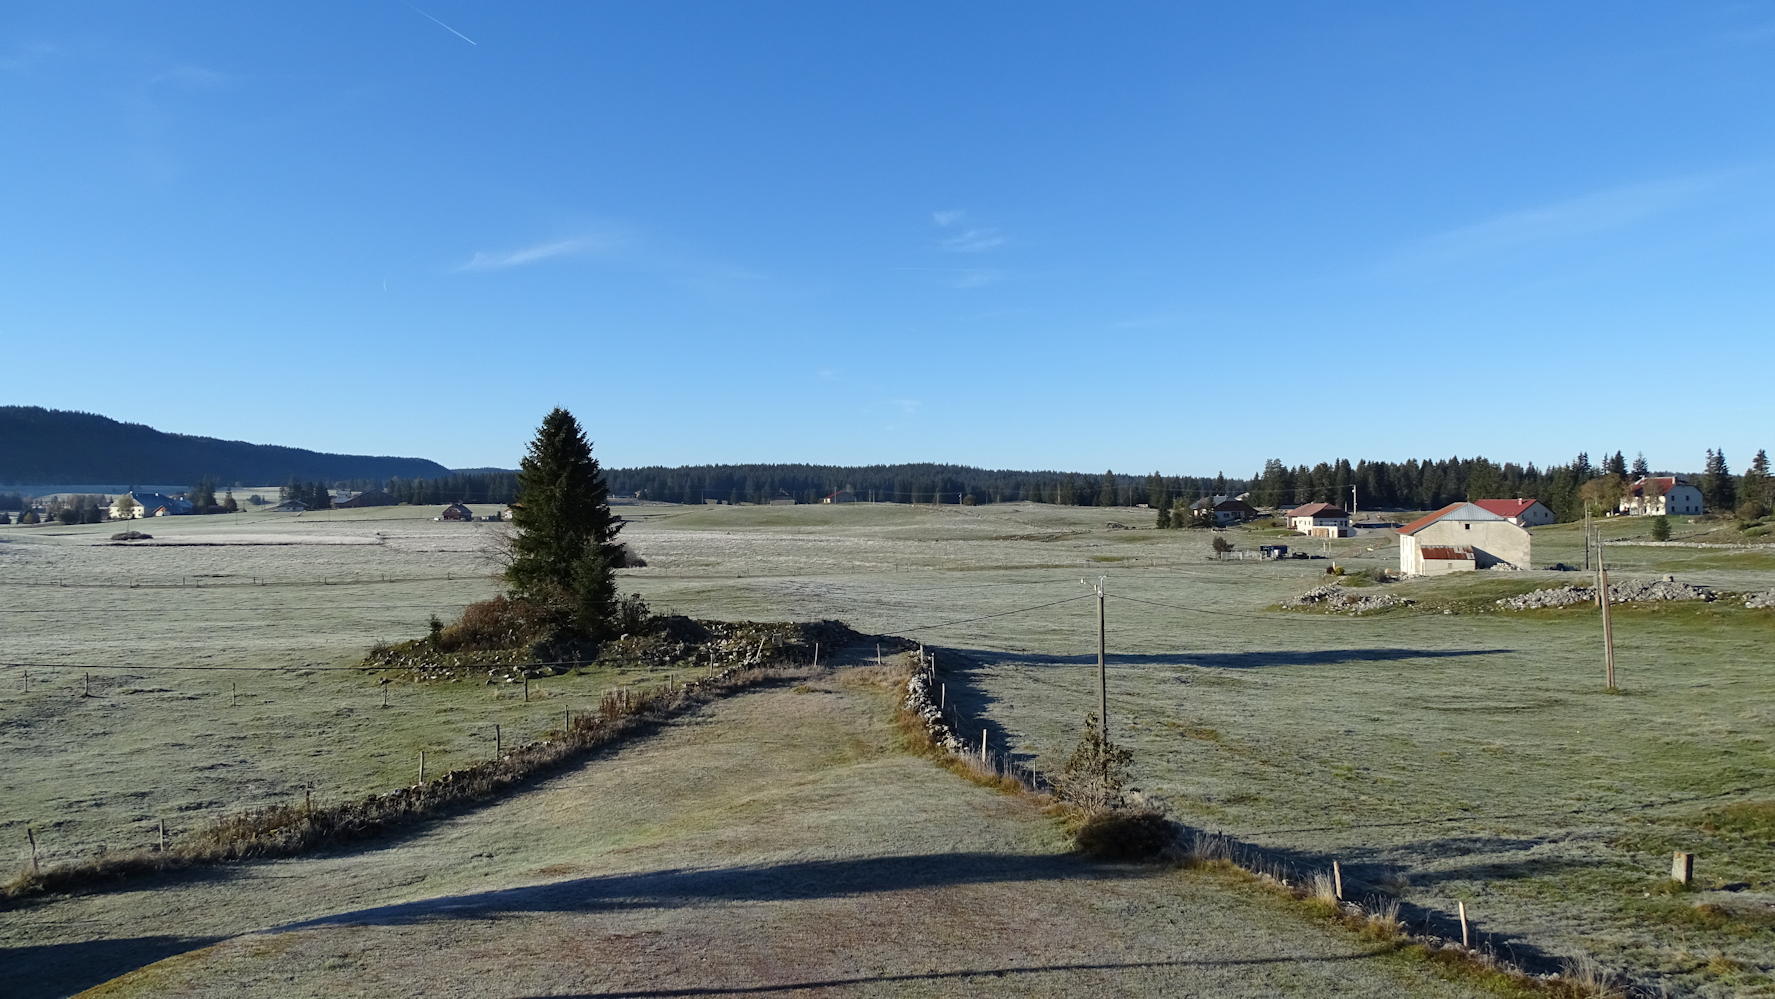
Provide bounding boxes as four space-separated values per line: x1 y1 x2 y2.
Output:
4 3 1773 476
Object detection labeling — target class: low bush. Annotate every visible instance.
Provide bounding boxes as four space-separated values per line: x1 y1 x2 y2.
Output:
1073 808 1173 861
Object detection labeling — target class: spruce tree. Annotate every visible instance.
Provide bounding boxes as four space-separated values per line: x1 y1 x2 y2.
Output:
1605 451 1627 478
506 408 628 635
1743 449 1772 517
1631 452 1649 479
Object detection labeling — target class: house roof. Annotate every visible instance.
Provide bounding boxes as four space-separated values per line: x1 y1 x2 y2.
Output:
1420 545 1475 560
1627 476 1683 497
1286 502 1347 519
1398 502 1510 536
1471 499 1543 519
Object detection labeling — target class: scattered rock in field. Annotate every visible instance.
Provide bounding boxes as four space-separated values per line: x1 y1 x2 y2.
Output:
1744 590 1775 610
1287 584 1414 614
1495 577 1718 610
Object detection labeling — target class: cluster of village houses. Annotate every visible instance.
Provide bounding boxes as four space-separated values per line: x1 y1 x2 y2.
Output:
57 475 1715 580
100 491 502 522
1200 475 1707 577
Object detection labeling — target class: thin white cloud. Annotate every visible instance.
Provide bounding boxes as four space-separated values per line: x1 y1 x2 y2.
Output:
0 41 61 73
939 227 1006 253
932 209 965 227
891 398 922 415
952 268 1005 289
149 64 228 88
457 236 610 272
1391 173 1725 269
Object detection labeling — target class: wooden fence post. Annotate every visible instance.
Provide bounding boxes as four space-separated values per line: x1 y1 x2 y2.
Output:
158 818 167 851
980 728 988 763
524 678 530 702
418 751 426 784
495 724 502 757
813 642 820 667
26 827 39 874
1332 860 1344 901
1457 901 1470 948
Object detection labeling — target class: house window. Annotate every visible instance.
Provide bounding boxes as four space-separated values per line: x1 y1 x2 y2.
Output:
1463 523 1470 530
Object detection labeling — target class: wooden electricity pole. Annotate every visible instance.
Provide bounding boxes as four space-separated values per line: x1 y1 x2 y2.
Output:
1598 536 1616 690
1089 575 1108 741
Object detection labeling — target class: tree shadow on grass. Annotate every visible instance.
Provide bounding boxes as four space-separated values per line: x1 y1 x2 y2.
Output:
0 934 224 999
962 647 1513 670
281 850 1138 931
520 950 1404 998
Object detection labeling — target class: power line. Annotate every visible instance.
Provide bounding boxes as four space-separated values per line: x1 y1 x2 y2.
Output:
875 593 1096 638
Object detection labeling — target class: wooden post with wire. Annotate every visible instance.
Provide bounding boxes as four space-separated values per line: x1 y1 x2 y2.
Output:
26 827 40 874
418 751 426 784
1332 860 1344 901
1599 537 1617 690
1458 901 1471 947
495 724 502 757
1090 576 1109 740
158 818 167 852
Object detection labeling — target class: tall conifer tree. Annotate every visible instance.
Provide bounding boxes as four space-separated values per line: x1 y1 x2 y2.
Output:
507 408 628 635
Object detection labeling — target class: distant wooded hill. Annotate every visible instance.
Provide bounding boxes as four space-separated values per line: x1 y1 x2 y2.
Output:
0 407 451 486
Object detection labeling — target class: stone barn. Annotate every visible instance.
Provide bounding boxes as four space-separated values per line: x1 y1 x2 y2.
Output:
1398 502 1532 575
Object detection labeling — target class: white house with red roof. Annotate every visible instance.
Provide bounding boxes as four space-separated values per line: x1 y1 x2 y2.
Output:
1470 498 1555 528
1284 501 1351 537
1398 502 1532 576
1618 476 1704 517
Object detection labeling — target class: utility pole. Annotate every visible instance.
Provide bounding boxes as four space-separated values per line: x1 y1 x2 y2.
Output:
1350 484 1358 516
1584 507 1592 573
1599 536 1617 690
1083 575 1108 741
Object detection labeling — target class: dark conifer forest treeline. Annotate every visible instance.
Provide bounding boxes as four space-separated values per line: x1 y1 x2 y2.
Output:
0 406 449 485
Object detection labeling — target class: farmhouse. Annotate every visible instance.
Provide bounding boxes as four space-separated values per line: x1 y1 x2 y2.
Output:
1471 498 1556 528
1284 502 1351 537
1398 502 1532 576
1619 476 1704 516
1191 496 1260 526
768 492 797 506
822 489 858 504
109 491 193 519
439 503 474 521
269 499 308 513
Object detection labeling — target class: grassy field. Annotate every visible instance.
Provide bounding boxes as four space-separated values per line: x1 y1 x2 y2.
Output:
0 506 702 870
6 500 1773 996
2 660 1502 999
605 502 1775 998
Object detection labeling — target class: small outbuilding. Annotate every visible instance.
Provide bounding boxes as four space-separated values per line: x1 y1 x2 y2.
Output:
1285 502 1352 537
1398 502 1531 576
822 489 858 504
439 503 474 521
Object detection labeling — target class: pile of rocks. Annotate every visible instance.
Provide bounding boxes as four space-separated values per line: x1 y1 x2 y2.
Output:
1744 590 1775 610
1288 584 1415 614
1495 576 1717 610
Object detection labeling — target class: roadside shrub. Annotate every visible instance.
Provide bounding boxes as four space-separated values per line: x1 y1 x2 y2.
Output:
1051 712 1132 813
1211 535 1234 556
1074 808 1172 861
437 595 557 653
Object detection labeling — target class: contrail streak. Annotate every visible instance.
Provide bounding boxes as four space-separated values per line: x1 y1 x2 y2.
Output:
404 3 478 46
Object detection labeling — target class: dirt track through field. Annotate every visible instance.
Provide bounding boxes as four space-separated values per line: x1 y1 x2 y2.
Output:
2 651 1490 999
